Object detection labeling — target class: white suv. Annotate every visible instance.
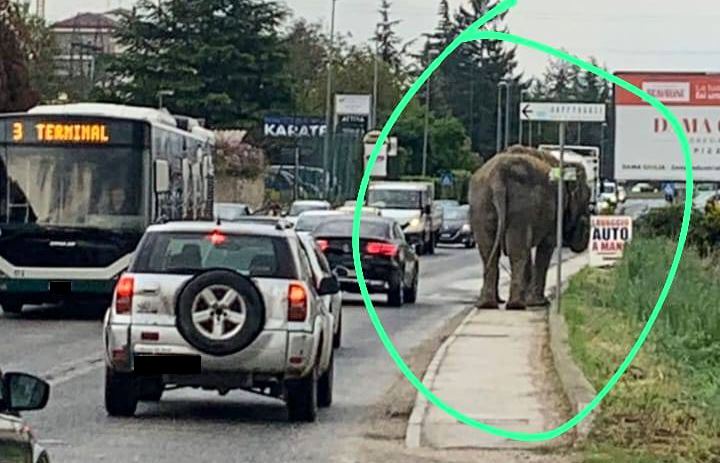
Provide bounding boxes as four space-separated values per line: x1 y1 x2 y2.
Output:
103 220 337 422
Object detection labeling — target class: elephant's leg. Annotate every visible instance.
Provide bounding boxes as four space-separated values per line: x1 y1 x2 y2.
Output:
521 253 533 304
506 230 530 310
476 222 501 309
528 239 554 307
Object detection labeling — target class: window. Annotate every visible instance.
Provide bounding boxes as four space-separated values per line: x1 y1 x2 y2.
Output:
314 220 390 239
132 232 295 278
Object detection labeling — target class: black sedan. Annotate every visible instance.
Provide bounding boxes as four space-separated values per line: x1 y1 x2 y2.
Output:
312 216 419 307
438 205 475 248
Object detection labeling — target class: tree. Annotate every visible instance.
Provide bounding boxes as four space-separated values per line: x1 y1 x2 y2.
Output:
373 0 403 73
0 0 39 111
283 19 330 115
15 3 61 103
426 0 525 157
100 0 291 127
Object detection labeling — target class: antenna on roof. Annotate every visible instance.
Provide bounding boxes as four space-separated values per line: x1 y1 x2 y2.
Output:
216 217 222 226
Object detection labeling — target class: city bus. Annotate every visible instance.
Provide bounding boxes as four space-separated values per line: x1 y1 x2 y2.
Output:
0 103 215 314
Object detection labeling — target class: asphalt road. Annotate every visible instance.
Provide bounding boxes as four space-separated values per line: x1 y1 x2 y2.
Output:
617 198 668 220
1 246 483 463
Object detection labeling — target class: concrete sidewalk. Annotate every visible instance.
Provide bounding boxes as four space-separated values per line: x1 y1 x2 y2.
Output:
407 254 589 450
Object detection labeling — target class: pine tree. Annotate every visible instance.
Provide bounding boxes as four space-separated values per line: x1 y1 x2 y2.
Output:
100 0 291 127
580 57 610 103
431 0 525 156
373 0 402 73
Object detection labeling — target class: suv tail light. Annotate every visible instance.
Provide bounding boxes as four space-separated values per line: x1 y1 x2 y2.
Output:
366 242 398 257
287 283 308 321
115 275 134 314
316 239 329 252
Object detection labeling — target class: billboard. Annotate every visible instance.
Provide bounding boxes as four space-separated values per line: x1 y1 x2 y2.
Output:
614 72 720 181
335 94 371 116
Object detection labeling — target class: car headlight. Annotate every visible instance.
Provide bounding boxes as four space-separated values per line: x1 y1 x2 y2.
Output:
461 224 471 233
408 217 421 228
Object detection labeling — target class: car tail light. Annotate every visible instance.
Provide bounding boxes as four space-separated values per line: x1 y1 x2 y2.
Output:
316 239 329 252
207 230 227 245
288 283 308 321
115 275 134 314
366 242 398 257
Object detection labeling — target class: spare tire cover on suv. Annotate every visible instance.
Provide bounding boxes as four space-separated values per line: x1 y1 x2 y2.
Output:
176 269 266 357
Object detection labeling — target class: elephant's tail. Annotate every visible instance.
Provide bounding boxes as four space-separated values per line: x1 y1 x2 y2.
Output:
489 182 507 267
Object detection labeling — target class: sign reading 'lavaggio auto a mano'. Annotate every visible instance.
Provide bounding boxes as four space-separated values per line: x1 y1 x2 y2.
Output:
589 215 633 267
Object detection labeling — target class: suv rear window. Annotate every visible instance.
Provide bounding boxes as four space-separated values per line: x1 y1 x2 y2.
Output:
131 232 296 278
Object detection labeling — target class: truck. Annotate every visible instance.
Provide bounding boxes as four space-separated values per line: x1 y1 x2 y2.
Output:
366 181 443 255
539 144 601 212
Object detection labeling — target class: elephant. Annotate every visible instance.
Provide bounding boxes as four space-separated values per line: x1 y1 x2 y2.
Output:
468 146 591 310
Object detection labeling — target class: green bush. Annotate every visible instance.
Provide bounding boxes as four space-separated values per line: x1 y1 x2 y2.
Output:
635 205 720 257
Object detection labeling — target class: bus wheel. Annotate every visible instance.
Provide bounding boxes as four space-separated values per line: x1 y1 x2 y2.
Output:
1 301 24 315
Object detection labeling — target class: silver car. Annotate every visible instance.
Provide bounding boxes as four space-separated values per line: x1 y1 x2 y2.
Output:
103 220 336 422
0 371 51 463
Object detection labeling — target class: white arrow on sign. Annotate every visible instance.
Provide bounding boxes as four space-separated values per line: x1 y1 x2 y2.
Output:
519 102 606 122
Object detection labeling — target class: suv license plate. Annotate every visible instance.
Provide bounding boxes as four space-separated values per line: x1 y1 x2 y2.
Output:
134 355 201 375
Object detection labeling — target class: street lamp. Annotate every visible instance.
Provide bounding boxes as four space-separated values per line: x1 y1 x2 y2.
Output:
322 0 338 199
496 81 510 152
157 90 174 109
372 27 380 130
421 40 436 177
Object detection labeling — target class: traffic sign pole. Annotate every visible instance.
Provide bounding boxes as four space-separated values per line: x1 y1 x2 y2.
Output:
556 122 565 313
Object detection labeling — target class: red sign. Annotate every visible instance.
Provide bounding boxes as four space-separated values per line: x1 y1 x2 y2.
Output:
615 72 720 106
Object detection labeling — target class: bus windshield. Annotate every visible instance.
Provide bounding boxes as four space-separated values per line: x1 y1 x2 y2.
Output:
1 146 144 230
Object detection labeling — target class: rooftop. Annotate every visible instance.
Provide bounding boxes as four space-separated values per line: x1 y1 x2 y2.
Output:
51 12 118 30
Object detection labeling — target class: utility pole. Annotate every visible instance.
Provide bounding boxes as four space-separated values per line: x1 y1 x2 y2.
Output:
372 39 379 130
322 0 337 199
556 122 566 313
421 39 434 177
504 82 511 149
421 70 431 177
496 81 508 152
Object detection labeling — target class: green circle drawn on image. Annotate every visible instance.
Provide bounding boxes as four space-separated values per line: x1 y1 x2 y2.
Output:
352 0 693 442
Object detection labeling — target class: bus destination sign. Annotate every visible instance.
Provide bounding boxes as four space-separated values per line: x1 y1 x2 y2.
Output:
10 121 111 144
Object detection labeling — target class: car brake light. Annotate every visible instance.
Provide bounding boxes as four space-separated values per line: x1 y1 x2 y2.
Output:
366 242 398 257
316 239 329 252
207 231 226 245
288 283 307 321
115 275 134 314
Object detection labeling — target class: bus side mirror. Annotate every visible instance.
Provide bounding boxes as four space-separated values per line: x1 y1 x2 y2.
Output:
155 160 170 194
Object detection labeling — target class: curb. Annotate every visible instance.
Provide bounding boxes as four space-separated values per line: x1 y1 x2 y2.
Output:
547 268 598 443
405 306 476 449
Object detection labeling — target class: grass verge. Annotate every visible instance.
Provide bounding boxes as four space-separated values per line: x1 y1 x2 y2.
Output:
563 237 720 462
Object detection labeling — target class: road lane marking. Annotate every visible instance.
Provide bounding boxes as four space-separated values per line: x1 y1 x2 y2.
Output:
43 354 104 387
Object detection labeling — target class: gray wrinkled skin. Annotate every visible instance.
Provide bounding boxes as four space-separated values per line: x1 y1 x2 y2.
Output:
468 146 591 310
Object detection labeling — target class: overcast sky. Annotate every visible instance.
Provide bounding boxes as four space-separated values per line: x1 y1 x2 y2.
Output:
47 0 720 78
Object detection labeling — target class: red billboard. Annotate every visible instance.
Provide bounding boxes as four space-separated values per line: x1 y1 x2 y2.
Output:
614 72 720 181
